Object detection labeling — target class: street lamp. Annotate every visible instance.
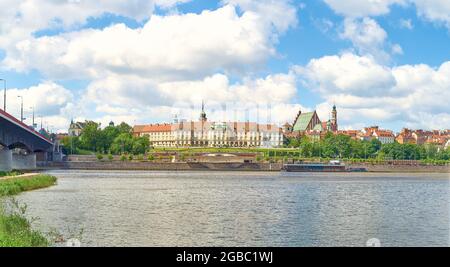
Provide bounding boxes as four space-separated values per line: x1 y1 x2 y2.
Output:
0 79 6 111
17 95 24 122
30 107 35 129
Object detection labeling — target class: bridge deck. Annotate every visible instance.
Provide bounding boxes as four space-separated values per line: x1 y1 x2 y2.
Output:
0 109 53 152
0 109 52 144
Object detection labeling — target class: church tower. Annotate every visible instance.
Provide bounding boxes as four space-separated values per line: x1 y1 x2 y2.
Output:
199 101 207 122
331 104 338 131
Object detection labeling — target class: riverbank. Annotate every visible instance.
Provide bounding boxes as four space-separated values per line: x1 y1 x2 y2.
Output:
38 161 450 173
0 174 57 247
15 170 449 246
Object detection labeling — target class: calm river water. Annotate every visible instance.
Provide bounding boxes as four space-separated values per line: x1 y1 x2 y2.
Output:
12 170 450 247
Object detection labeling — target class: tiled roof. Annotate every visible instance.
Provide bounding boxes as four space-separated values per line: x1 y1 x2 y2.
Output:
374 130 395 137
313 123 323 131
293 112 314 131
136 124 172 133
133 125 146 132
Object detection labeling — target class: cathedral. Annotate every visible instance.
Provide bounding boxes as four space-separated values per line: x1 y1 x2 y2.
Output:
284 105 338 137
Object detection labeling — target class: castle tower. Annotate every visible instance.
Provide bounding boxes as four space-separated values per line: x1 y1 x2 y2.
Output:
331 104 338 131
199 100 207 122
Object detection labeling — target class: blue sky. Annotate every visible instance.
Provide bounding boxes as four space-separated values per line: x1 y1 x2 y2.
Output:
0 0 449 132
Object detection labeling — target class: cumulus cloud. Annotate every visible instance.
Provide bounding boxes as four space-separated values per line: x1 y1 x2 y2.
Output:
3 4 296 81
413 0 450 28
5 82 74 131
0 0 191 50
81 72 299 124
323 0 406 17
0 1 300 131
223 0 298 33
296 53 450 130
399 18 414 29
324 0 450 29
295 53 396 97
339 17 403 62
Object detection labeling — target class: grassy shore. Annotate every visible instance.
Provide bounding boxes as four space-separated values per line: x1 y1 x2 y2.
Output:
0 174 57 247
0 171 24 178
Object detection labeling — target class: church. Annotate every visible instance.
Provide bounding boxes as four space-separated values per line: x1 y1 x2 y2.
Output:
283 105 338 138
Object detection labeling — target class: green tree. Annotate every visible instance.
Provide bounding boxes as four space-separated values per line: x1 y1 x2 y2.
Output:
132 136 150 155
117 122 132 134
60 136 81 155
299 136 313 157
102 125 120 153
79 121 102 152
367 139 382 157
110 133 134 155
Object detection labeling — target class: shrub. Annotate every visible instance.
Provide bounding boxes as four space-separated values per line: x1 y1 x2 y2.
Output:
120 155 127 161
96 154 104 161
128 155 134 161
147 154 155 161
107 154 114 161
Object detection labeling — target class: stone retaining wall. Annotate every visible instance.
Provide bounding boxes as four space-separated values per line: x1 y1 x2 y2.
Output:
37 161 450 173
38 161 283 171
348 163 450 173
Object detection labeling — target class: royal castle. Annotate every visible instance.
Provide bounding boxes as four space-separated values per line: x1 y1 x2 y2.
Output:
132 103 339 148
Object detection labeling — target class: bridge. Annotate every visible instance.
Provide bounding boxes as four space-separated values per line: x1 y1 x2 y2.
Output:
0 109 54 171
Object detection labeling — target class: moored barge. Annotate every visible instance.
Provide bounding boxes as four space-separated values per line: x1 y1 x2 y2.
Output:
283 162 367 172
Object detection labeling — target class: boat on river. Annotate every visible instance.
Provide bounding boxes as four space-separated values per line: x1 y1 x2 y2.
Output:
282 161 367 172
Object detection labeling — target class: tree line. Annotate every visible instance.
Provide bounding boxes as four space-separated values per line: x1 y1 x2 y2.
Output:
61 121 150 155
284 132 450 161
61 123 449 162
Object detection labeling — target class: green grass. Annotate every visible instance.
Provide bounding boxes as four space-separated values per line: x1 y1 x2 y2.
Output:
76 149 96 155
0 175 57 247
0 175 57 197
0 171 24 178
0 207 49 247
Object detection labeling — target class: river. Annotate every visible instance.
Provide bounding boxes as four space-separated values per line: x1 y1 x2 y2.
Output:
12 170 450 247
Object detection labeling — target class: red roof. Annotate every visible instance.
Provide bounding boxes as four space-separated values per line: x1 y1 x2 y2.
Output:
0 109 52 144
135 123 172 133
374 130 395 137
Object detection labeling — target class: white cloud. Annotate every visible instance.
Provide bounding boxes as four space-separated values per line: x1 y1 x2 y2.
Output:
0 0 191 50
340 17 392 62
324 0 450 29
391 44 404 55
5 82 74 131
6 82 73 117
399 18 414 29
295 53 396 97
323 0 406 17
413 0 450 28
82 72 299 124
296 53 450 130
223 0 298 33
339 17 404 63
0 1 301 131
3 4 296 81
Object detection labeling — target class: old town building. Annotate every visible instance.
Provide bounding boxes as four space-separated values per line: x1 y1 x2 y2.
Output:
68 120 86 137
133 105 283 148
358 126 395 144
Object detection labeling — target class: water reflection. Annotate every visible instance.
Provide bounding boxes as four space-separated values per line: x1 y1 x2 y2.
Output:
12 170 450 247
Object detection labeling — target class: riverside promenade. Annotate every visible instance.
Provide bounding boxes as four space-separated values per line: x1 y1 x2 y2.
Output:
37 161 450 173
